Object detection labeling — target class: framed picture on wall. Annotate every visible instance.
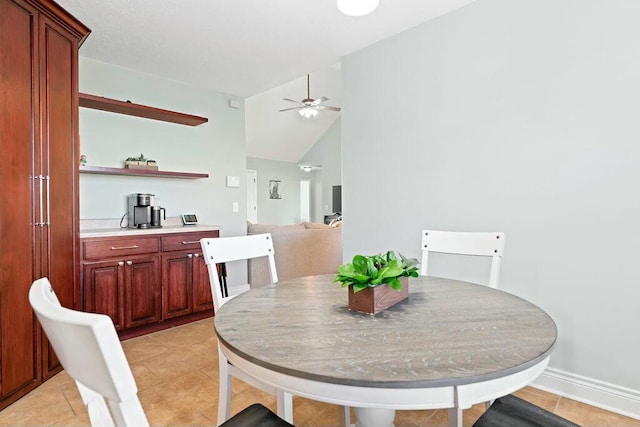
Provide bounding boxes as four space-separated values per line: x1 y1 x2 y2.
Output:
269 180 281 199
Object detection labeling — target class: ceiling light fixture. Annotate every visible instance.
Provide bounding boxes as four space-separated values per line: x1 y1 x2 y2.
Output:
337 0 379 16
299 107 319 119
298 163 322 172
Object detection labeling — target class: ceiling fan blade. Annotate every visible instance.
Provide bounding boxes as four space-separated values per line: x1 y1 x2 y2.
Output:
310 96 329 106
282 98 302 104
279 106 303 112
317 105 342 112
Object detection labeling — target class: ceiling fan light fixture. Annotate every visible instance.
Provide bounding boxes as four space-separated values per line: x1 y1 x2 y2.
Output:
337 0 379 16
299 107 319 119
298 163 322 172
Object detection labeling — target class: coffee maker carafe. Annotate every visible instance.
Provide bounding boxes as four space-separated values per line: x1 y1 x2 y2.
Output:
151 204 166 228
128 193 163 229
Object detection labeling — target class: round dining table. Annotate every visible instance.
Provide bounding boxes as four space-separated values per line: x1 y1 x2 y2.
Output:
214 274 557 427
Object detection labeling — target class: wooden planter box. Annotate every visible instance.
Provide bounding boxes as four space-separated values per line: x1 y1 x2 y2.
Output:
125 161 158 171
348 277 409 314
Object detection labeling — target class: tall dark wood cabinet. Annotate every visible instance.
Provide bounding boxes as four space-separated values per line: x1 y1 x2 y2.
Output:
0 0 89 409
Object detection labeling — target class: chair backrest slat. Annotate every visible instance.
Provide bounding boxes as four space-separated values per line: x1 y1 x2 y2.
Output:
200 233 277 311
420 230 505 288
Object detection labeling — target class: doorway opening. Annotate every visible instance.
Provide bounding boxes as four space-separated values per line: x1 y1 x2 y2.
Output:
300 179 310 222
246 170 257 223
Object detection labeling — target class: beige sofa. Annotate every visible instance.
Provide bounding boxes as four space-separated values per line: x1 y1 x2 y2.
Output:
247 222 342 286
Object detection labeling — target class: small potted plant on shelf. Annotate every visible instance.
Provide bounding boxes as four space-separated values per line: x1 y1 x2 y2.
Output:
124 153 158 171
334 251 419 314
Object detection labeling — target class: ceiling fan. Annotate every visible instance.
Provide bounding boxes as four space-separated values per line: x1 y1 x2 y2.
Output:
279 74 341 119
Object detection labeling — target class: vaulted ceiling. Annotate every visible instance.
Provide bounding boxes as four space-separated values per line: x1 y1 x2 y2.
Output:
56 0 476 161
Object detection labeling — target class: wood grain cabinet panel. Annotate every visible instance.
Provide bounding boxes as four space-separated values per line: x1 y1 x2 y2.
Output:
124 255 162 328
0 0 39 402
162 252 194 318
192 253 214 313
83 260 125 330
82 230 218 338
162 250 214 319
82 254 162 330
83 236 160 260
161 232 216 252
0 0 89 409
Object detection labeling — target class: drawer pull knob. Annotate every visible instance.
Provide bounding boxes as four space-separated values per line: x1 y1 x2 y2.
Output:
110 245 139 250
194 253 200 258
181 240 200 245
118 261 124 266
187 254 193 258
126 261 133 265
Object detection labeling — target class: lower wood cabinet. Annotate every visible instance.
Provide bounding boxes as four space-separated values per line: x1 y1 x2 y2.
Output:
81 230 218 337
83 255 161 330
125 255 162 328
162 250 212 318
83 259 125 330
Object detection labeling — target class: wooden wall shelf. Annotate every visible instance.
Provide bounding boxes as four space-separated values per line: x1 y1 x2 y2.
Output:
80 165 208 179
79 93 208 126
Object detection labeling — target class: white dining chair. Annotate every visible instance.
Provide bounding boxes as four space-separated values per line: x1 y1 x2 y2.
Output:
420 229 505 417
202 233 351 427
201 234 293 425
472 394 579 427
29 277 149 427
29 277 292 427
202 233 278 312
420 230 505 288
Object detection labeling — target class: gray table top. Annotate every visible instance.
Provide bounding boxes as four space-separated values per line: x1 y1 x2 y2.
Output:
214 275 557 389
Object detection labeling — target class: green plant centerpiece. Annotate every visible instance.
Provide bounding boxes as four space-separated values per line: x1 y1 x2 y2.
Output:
335 251 419 314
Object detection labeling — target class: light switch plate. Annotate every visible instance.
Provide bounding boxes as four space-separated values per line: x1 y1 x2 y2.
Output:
226 175 240 187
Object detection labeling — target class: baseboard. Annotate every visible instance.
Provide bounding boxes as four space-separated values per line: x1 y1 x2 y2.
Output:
532 367 640 420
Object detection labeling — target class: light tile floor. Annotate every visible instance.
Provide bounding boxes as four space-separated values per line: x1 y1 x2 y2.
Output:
0 319 638 426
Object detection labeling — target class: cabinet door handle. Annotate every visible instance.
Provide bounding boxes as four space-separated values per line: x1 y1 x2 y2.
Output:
36 175 44 227
187 254 193 258
44 175 50 226
126 261 133 265
110 245 139 250
194 253 200 258
118 261 124 266
181 240 200 245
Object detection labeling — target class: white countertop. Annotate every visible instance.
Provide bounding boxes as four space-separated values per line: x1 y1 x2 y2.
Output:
80 217 222 239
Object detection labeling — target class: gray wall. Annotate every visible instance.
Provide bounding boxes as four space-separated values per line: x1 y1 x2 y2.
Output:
342 0 640 394
78 57 248 280
79 57 247 236
246 157 307 224
301 117 342 222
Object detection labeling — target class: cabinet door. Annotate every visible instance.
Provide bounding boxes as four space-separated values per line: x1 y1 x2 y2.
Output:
0 0 39 399
192 252 214 313
39 12 82 380
162 252 193 319
83 260 125 330
124 255 161 328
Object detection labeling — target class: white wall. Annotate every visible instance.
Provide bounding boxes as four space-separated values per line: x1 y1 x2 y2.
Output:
246 157 306 224
79 57 246 233
78 57 248 277
301 117 342 222
342 0 640 411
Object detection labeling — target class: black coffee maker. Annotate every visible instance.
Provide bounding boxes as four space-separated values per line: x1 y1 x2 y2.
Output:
127 193 164 228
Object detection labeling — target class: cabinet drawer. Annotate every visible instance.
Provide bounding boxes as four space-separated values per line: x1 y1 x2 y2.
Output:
83 237 160 260
161 231 219 252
